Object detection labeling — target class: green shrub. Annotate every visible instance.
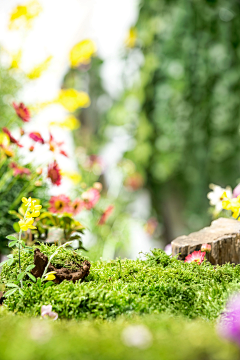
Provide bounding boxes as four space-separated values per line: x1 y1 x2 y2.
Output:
2 246 240 320
0 310 238 360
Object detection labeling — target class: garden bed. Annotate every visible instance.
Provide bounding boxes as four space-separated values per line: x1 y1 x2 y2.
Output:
1 245 240 320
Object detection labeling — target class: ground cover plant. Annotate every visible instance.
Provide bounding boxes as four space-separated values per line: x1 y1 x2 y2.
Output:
0 311 238 360
2 246 240 320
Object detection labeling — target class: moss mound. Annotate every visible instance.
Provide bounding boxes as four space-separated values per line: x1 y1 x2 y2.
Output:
0 311 238 360
1 246 240 320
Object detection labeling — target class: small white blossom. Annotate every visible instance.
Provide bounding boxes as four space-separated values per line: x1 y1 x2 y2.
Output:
207 184 232 216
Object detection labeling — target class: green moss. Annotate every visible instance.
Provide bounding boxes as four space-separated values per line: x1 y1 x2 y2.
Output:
1 246 240 320
0 311 238 360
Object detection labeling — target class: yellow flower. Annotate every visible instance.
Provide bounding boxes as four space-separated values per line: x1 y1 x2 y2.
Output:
9 0 42 30
125 27 137 48
10 50 22 69
56 89 90 112
61 171 81 184
18 217 36 231
44 271 56 281
26 209 41 218
49 115 80 130
221 192 240 219
22 197 42 212
27 56 52 80
69 39 96 67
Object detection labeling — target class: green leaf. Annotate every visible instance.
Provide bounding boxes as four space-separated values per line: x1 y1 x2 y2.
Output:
18 288 24 296
8 241 18 247
23 248 34 253
44 281 54 288
6 235 18 241
13 222 20 233
0 260 7 267
6 283 18 288
26 264 35 272
17 272 25 281
27 273 36 282
7 258 14 266
4 288 17 297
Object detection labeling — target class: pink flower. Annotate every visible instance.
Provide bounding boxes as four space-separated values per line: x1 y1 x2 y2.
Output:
233 184 240 198
2 127 23 148
10 162 31 176
185 250 205 264
41 305 58 320
49 195 71 213
98 205 114 225
47 161 62 186
71 198 84 215
82 188 100 210
164 244 172 256
29 132 45 144
201 243 211 253
13 102 31 122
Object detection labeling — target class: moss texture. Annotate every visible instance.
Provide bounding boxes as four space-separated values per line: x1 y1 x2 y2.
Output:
0 310 238 360
1 246 240 320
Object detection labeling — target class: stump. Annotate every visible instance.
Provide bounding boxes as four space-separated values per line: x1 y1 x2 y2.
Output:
171 218 240 265
31 248 91 284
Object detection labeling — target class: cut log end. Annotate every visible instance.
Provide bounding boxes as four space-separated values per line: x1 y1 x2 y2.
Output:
171 218 240 265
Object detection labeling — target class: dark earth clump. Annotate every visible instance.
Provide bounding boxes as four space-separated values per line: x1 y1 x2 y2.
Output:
31 248 91 284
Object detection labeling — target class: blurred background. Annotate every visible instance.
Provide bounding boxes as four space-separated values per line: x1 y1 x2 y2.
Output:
0 0 239 260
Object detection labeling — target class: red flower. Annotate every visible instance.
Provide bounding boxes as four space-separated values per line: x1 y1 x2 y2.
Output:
71 198 84 215
47 160 62 186
29 132 45 144
98 205 114 225
13 102 31 122
82 188 100 210
49 195 71 213
10 162 31 176
184 251 205 264
2 127 23 147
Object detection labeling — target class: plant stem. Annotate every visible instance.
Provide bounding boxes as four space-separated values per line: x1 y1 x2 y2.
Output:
18 229 23 288
18 203 31 288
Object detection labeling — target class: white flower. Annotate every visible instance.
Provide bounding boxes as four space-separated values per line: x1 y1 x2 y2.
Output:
207 184 232 215
121 325 152 349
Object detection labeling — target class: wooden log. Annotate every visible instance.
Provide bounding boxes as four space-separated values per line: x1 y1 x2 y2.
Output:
171 218 240 265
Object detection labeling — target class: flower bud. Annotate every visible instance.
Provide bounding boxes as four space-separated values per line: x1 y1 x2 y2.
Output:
36 167 43 175
93 182 102 192
201 243 211 253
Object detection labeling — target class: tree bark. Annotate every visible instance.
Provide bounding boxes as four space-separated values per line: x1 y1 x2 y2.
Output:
171 218 240 265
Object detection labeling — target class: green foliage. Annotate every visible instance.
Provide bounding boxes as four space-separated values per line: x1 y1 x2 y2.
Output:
104 0 240 238
0 160 48 252
2 247 240 320
0 311 238 360
0 62 22 128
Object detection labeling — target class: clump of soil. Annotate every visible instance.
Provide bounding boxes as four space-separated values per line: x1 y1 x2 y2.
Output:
31 248 91 284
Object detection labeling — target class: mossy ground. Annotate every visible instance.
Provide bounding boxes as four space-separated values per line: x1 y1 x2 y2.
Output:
1 246 240 320
0 309 238 360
